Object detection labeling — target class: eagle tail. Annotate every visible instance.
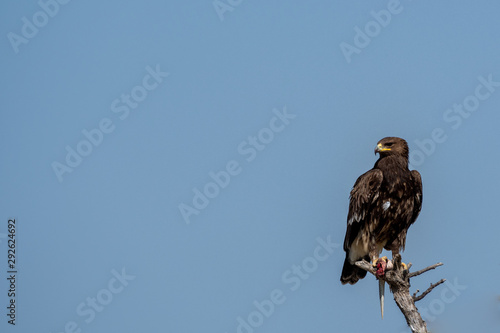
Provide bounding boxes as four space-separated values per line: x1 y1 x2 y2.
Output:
340 254 369 285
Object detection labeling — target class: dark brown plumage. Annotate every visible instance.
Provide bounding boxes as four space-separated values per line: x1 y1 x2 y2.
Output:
340 137 422 285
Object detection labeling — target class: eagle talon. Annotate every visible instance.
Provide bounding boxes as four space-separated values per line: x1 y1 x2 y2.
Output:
401 262 408 271
372 256 387 266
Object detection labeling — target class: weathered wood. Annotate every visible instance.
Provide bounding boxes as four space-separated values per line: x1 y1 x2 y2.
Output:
408 262 443 278
413 279 446 302
355 254 444 333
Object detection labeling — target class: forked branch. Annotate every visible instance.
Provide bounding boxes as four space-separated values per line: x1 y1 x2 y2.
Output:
412 279 446 302
355 255 444 333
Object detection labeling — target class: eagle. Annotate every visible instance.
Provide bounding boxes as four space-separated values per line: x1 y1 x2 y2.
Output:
340 137 422 315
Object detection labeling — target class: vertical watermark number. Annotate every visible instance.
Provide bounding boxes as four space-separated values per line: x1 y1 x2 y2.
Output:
6 219 17 325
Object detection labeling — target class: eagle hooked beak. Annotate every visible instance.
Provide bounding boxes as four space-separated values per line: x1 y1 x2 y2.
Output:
375 143 391 155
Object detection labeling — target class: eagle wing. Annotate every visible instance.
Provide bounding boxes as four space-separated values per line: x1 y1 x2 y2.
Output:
410 170 423 224
380 169 423 252
343 169 383 252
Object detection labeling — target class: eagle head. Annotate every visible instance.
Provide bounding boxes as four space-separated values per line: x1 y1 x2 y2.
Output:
375 137 409 159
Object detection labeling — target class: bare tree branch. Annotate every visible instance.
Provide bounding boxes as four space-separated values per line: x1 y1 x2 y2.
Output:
413 279 446 302
354 260 376 275
355 254 445 333
408 262 443 278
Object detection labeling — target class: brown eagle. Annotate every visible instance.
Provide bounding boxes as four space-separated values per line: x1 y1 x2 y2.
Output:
340 137 422 286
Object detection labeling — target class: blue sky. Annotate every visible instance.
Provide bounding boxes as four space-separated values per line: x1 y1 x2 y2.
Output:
1 1 500 332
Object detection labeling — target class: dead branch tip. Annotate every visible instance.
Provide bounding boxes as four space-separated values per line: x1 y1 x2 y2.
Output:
413 279 446 302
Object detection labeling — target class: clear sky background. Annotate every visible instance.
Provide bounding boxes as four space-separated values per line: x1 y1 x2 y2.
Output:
1 1 500 332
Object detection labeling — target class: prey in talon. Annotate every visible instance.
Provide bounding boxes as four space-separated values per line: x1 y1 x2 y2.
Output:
374 257 388 278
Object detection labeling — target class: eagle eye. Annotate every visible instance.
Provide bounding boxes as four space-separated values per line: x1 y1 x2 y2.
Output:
385 142 394 147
